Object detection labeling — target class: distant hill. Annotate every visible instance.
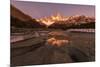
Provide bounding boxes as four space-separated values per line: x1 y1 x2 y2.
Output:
11 5 32 22
11 5 46 28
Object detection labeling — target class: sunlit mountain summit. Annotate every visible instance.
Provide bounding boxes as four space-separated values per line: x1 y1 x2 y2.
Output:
36 12 68 26
36 12 95 26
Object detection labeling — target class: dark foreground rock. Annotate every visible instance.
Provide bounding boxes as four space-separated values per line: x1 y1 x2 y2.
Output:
11 32 95 66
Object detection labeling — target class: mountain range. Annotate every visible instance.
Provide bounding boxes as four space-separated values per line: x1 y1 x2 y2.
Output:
11 5 95 29
36 13 95 25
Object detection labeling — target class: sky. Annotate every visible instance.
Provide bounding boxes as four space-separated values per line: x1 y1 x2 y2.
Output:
11 1 95 19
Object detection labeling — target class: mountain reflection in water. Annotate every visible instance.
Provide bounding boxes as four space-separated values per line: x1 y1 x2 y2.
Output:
46 31 70 47
46 37 70 47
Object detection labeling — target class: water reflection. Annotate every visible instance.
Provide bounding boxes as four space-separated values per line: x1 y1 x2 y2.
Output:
46 31 70 47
